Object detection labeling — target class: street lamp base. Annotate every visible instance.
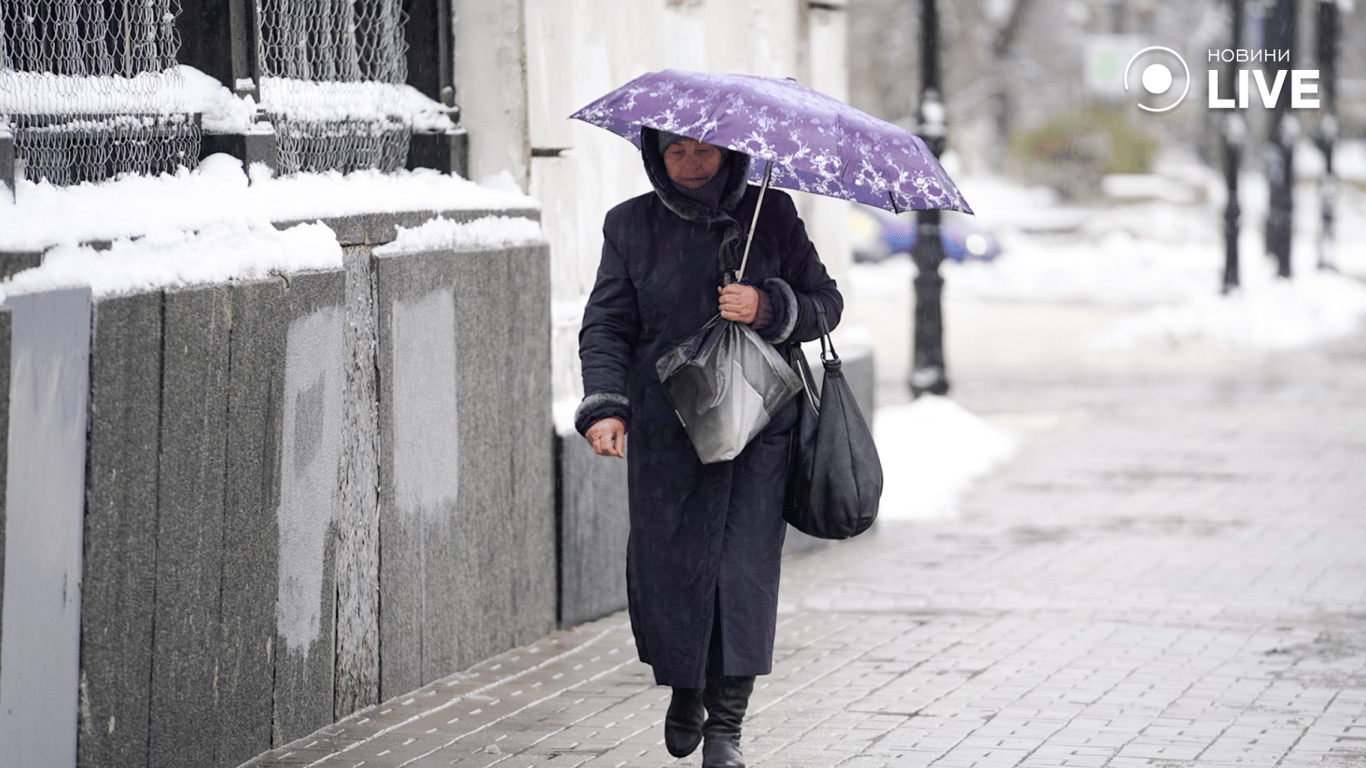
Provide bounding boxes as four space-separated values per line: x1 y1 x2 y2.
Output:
910 365 949 397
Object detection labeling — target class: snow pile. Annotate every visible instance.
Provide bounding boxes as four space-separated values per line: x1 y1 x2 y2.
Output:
0 220 341 300
374 215 545 255
0 70 189 115
258 77 456 132
935 170 1225 309
902 158 1366 352
0 155 537 253
946 174 1085 234
1093 270 1366 351
0 67 455 136
942 225 1222 308
180 66 260 134
873 396 1016 521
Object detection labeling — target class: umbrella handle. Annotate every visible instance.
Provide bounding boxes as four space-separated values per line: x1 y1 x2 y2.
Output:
736 160 772 282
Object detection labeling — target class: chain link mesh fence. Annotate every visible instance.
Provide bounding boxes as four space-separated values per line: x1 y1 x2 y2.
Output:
1 0 422 185
257 0 412 175
0 0 200 185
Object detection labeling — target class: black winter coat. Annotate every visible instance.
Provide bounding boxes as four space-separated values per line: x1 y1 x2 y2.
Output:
576 128 842 687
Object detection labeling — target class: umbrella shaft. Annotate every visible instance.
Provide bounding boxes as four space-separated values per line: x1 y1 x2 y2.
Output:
737 161 773 282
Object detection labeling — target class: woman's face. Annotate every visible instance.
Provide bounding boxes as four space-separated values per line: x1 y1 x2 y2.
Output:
663 139 723 189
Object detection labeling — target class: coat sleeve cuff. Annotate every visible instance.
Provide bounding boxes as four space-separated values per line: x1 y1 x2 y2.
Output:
757 277 800 344
574 392 631 436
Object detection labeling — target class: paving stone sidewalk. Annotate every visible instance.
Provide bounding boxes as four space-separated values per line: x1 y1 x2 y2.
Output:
244 327 1366 768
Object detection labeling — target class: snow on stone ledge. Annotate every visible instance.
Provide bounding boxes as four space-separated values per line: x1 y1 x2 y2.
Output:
0 154 538 253
0 220 341 301
373 215 546 255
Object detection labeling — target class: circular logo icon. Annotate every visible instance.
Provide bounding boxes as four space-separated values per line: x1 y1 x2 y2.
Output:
1124 46 1190 112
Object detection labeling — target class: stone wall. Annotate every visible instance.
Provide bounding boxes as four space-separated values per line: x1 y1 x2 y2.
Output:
374 244 557 700
0 221 556 768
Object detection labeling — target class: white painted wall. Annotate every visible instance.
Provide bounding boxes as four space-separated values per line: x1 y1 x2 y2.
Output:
453 0 532 189
519 0 855 415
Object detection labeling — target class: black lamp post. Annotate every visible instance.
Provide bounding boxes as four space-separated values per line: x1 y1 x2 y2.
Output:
1222 0 1246 294
1264 0 1297 279
1315 0 1340 271
911 0 949 397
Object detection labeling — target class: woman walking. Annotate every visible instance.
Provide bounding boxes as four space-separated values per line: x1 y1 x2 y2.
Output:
574 127 842 767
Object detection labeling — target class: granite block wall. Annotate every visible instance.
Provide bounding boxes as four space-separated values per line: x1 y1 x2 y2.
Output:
375 244 556 700
0 237 556 767
556 434 630 628
271 272 348 746
219 278 289 765
80 291 163 768
150 285 233 766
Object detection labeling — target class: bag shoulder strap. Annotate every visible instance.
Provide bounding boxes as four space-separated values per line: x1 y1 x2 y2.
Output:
814 304 839 365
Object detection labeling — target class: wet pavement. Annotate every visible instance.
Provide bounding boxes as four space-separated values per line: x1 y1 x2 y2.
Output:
243 308 1366 768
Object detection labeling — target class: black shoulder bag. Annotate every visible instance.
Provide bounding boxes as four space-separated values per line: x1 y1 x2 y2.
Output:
783 307 883 539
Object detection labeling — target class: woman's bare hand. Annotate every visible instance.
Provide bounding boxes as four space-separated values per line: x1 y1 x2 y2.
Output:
718 284 758 324
585 417 627 458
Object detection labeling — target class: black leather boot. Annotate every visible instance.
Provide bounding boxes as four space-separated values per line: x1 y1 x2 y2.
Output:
701 674 755 768
664 686 705 757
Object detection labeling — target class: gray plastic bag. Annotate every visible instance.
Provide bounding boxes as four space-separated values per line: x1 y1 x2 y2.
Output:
655 314 803 464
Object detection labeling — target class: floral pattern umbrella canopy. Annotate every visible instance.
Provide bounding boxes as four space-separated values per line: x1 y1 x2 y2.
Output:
570 68 972 215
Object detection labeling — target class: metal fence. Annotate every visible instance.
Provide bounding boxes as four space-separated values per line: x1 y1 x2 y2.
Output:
0 0 424 185
0 0 199 184
256 0 412 174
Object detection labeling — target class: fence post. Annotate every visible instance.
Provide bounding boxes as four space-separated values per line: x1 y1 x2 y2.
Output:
404 0 467 177
180 0 279 176
0 126 14 203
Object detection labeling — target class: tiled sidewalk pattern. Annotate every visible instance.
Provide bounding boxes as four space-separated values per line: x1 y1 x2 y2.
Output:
245 332 1366 768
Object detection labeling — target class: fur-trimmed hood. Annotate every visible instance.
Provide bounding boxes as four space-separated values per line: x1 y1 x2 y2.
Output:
640 126 752 227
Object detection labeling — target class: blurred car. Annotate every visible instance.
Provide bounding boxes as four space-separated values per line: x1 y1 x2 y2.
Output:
849 207 1001 263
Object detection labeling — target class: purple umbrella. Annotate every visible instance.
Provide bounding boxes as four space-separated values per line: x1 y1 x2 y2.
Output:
570 68 973 217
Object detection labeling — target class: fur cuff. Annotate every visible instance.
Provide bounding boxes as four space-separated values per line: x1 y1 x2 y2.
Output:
760 277 800 344
574 392 631 436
